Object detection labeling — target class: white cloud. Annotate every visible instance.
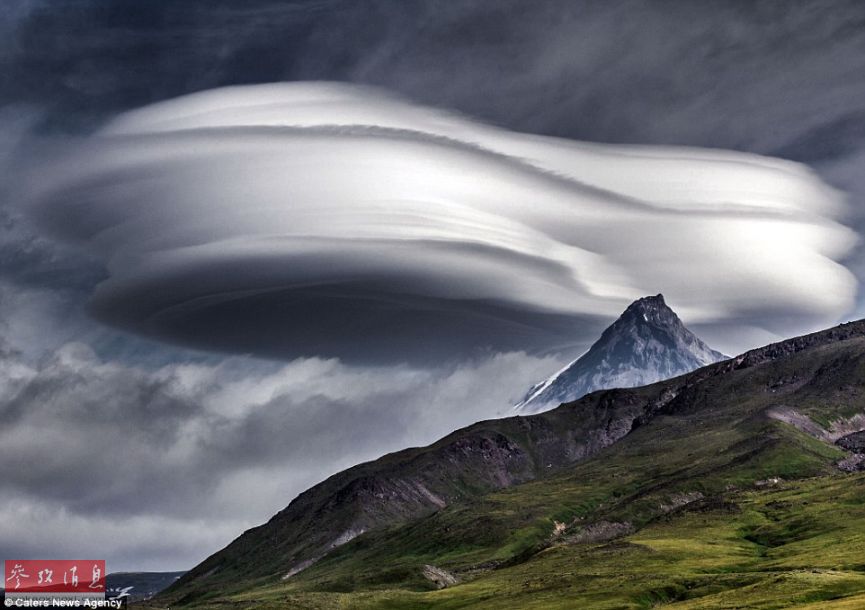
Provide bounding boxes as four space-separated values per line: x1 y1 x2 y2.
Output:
22 82 858 361
0 343 561 571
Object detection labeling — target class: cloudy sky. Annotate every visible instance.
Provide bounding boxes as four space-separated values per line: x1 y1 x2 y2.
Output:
2 0 865 572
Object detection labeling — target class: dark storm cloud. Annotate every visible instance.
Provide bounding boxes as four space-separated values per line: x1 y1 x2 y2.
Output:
0 106 109 358
2 0 863 157
0 343 561 570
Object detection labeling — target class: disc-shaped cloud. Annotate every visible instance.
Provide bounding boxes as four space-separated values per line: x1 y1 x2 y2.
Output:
26 83 857 361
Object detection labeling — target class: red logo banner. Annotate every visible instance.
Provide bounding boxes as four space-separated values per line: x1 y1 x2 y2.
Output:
4 561 105 594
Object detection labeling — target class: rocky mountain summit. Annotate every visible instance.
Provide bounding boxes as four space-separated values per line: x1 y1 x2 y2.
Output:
516 294 726 413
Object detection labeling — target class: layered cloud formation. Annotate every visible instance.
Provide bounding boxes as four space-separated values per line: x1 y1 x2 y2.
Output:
25 83 858 361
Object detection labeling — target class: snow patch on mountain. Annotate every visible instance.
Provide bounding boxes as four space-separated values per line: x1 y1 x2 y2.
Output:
516 294 726 413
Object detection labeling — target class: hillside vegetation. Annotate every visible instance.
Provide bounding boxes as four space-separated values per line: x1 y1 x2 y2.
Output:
151 322 865 609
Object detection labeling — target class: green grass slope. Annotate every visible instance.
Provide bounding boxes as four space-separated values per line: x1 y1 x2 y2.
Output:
154 322 865 609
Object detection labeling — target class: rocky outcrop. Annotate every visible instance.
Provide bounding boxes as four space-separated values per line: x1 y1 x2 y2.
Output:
837 431 865 452
766 406 865 472
659 492 705 514
421 565 459 589
565 521 635 544
733 320 865 369
837 454 865 472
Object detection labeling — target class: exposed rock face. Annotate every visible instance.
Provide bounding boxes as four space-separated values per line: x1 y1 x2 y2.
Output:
837 431 865 452
765 407 865 472
836 431 865 472
731 320 865 368
768 407 865 444
421 565 459 589
516 294 726 413
565 521 635 544
837 454 865 472
659 492 705 514
767 407 833 441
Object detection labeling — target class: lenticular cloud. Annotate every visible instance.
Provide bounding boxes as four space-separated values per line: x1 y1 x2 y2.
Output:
26 83 857 362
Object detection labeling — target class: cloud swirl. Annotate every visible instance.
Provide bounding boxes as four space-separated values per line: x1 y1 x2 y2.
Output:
26 83 858 361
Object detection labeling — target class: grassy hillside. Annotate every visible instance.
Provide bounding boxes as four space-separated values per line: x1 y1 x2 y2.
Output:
176 474 865 609
151 324 865 609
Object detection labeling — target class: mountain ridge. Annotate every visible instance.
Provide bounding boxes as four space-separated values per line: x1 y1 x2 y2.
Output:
160 317 865 608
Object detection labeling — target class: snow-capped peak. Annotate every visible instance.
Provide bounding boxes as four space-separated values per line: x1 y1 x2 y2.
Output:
515 294 726 413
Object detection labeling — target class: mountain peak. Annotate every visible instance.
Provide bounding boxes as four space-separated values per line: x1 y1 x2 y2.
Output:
630 293 666 308
516 294 726 412
620 293 675 325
